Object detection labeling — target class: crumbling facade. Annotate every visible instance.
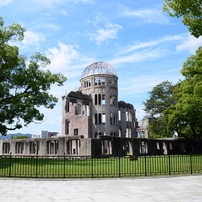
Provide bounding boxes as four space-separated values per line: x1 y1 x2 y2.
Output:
62 62 137 138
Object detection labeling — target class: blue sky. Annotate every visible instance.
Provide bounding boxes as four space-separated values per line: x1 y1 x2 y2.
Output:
1 0 202 135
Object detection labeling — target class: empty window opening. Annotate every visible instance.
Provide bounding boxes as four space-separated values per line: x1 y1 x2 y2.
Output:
95 77 105 86
95 113 105 125
65 101 69 112
109 78 116 87
95 114 97 125
126 111 131 121
118 110 121 121
110 114 117 125
95 94 97 105
30 142 37 154
119 129 122 137
157 142 160 150
126 128 131 138
98 113 102 124
75 103 82 115
65 120 70 134
110 95 117 106
140 141 148 154
169 143 173 150
47 141 58 154
66 140 71 154
84 79 91 88
101 94 105 105
98 94 101 105
110 114 113 125
3 143 10 154
15 142 24 154
102 113 106 124
74 128 78 136
95 132 98 138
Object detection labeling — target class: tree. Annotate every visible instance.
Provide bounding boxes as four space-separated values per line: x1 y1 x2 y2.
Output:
143 81 177 138
0 17 67 135
165 46 202 151
163 0 202 38
13 135 28 139
143 81 176 115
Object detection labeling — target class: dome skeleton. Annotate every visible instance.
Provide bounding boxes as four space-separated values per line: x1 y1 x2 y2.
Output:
81 62 117 78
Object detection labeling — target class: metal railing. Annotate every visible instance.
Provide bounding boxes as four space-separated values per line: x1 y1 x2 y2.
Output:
0 154 201 178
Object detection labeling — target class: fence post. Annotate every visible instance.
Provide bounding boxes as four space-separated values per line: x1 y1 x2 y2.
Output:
145 155 147 177
9 152 12 177
64 153 66 178
119 155 121 178
190 154 193 175
36 153 38 178
91 156 93 178
168 154 171 175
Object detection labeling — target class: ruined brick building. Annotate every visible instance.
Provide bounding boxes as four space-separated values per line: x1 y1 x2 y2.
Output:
1 62 196 156
62 61 137 138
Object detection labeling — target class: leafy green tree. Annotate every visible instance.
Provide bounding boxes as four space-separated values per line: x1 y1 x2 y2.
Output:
165 46 202 150
143 81 176 115
163 0 202 38
0 17 67 135
13 135 28 139
147 116 173 138
143 81 177 138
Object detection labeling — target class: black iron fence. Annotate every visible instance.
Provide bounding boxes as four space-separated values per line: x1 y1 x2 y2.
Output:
0 154 202 178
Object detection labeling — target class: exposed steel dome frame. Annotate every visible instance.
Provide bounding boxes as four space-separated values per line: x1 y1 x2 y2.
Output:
81 62 117 78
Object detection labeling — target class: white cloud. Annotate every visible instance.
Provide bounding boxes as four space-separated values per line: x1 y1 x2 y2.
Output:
119 71 182 96
40 23 61 31
176 34 202 54
110 48 168 65
60 10 68 15
22 30 45 47
119 34 186 55
124 8 170 24
90 23 122 45
46 42 80 71
0 0 13 5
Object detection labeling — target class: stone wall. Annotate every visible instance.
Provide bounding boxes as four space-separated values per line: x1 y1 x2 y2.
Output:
0 136 200 156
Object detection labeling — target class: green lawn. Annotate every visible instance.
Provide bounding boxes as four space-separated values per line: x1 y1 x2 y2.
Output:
0 154 202 178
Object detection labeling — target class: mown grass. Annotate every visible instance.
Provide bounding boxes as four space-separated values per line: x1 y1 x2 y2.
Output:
0 154 202 178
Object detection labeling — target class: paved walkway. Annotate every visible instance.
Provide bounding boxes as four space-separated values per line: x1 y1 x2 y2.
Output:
0 175 202 202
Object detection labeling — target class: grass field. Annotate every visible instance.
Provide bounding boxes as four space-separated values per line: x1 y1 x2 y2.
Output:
0 154 202 178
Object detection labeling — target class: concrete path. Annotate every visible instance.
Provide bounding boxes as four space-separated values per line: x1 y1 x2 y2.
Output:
0 175 202 202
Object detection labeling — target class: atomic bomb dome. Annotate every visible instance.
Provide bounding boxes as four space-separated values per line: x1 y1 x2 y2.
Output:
62 61 136 142
81 61 117 78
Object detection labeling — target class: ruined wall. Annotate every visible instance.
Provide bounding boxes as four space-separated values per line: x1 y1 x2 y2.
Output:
0 136 198 157
118 101 137 138
62 91 92 138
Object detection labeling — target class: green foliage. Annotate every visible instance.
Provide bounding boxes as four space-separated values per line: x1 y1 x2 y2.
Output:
143 81 176 115
163 0 202 38
0 17 67 135
13 135 29 139
147 116 173 139
143 81 177 138
165 47 202 150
